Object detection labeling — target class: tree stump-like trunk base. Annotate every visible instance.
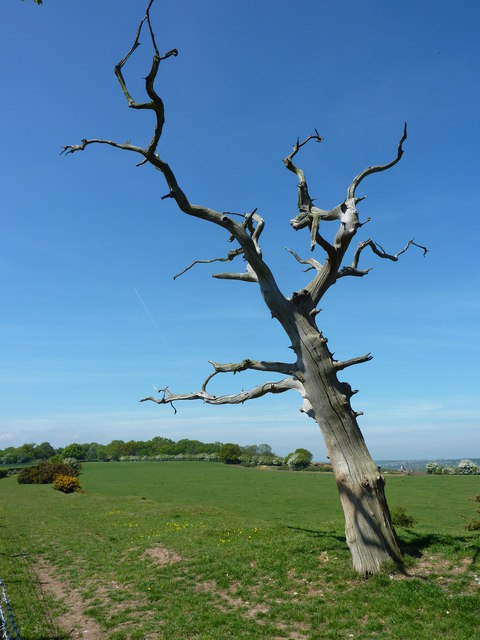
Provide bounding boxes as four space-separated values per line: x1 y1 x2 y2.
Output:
338 474 402 575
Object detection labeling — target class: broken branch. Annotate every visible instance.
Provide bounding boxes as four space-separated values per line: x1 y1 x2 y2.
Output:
208 358 296 377
336 266 372 279
212 269 258 283
140 377 302 407
352 238 428 270
334 354 373 371
173 248 243 280
61 138 145 157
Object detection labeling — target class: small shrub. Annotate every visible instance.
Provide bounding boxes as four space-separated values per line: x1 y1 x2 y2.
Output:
17 460 81 484
390 506 417 528
464 494 480 531
0 468 8 479
53 475 81 493
285 448 313 470
457 459 477 475
426 461 438 474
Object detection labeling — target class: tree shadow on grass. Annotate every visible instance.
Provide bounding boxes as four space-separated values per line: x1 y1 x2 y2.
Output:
285 525 348 551
286 525 480 566
397 529 480 564
286 524 343 537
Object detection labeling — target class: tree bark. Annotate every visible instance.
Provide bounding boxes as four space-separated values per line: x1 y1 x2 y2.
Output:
291 316 402 574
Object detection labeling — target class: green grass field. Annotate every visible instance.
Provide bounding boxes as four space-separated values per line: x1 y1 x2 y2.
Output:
0 462 479 639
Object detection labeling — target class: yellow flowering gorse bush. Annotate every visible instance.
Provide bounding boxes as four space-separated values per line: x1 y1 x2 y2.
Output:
53 474 81 493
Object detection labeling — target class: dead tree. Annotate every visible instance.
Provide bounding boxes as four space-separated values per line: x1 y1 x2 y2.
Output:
63 1 427 575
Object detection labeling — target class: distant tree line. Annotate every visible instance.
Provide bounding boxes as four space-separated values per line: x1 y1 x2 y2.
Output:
0 438 325 471
0 437 223 464
426 459 479 475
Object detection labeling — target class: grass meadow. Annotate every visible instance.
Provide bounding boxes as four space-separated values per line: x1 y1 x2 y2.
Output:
0 462 479 639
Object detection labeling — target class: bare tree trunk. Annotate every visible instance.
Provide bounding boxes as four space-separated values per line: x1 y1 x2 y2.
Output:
293 319 402 574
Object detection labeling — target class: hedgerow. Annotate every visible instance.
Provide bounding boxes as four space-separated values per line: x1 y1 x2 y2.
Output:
17 460 81 485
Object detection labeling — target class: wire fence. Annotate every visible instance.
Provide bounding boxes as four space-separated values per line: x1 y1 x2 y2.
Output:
0 579 21 640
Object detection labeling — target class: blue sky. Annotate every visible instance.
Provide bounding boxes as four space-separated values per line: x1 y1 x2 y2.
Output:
1 0 479 459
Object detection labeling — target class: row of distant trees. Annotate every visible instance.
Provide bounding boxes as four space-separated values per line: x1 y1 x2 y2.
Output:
0 438 232 464
426 460 479 475
0 438 318 470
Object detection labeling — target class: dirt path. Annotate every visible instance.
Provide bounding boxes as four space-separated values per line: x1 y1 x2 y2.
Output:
33 558 103 640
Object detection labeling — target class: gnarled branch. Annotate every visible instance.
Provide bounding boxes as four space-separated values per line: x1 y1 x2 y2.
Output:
212 211 265 282
62 2 290 320
283 130 323 194
283 132 336 256
336 266 372 279
352 238 428 270
173 248 243 280
286 247 322 273
347 123 407 200
140 377 303 410
61 138 145 157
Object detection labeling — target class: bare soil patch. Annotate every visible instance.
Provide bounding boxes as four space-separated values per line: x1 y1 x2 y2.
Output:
143 544 182 566
33 558 103 640
195 578 308 639
392 554 479 592
33 559 154 638
196 578 266 614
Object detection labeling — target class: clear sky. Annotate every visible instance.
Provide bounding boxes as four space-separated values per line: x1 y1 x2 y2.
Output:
1 0 479 460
